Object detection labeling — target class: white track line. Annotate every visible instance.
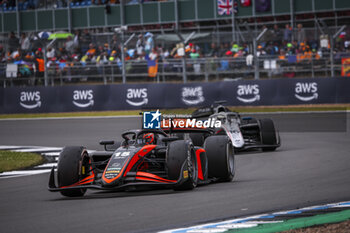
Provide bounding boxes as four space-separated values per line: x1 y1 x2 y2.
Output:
12 147 62 153
0 169 52 178
0 146 61 179
0 145 50 150
41 152 60 156
34 163 57 168
0 146 32 150
0 146 99 178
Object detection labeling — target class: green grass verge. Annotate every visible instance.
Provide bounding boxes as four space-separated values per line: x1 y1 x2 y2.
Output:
0 104 348 119
0 151 45 173
230 209 350 233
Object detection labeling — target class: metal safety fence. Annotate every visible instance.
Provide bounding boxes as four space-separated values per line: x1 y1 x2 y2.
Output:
0 54 346 87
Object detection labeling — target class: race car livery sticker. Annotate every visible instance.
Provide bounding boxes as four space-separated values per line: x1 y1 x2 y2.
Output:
183 170 188 179
103 149 132 180
143 110 161 129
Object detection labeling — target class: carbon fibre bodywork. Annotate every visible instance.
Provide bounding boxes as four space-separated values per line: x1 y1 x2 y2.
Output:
192 102 281 151
48 129 211 194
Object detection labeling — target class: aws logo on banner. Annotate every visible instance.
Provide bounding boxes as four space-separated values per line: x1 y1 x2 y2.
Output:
20 91 41 109
295 82 318 102
126 88 148 106
236 84 260 103
182 86 205 105
73 90 94 108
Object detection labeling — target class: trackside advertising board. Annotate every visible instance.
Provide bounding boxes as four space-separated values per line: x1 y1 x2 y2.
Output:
0 77 350 114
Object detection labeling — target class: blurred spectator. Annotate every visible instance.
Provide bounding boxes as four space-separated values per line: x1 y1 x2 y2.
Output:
86 43 96 56
136 34 144 57
155 44 163 57
257 45 266 56
34 50 45 78
65 36 74 51
283 24 292 42
217 51 231 72
20 33 31 52
272 25 282 45
285 42 294 55
73 30 80 49
231 43 239 53
80 29 92 54
148 47 158 60
46 47 55 59
218 43 226 57
246 54 253 66
296 23 306 45
10 48 22 60
207 43 219 57
96 51 109 65
144 32 154 54
8 32 20 52
278 49 286 60
111 35 119 50
190 48 200 59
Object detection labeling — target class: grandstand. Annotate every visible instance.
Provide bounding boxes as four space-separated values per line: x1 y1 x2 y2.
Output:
0 0 350 86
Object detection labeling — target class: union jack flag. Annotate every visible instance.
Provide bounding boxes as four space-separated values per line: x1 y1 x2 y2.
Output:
217 0 238 16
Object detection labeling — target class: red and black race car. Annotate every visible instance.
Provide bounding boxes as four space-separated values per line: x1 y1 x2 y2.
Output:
48 129 235 197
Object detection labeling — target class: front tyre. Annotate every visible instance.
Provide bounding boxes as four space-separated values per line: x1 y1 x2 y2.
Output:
204 136 235 182
57 146 88 197
259 118 279 152
167 140 198 190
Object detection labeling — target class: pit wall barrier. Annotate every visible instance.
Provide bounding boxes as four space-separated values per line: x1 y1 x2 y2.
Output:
1 77 350 114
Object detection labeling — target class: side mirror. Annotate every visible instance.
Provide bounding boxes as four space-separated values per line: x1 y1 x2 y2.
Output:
100 140 115 151
100 140 115 145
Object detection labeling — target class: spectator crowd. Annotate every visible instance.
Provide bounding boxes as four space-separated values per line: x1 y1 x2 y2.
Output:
1 23 350 81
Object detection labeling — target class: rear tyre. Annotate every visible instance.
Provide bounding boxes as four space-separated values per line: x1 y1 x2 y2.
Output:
57 146 88 197
204 136 235 182
167 140 198 190
189 133 204 147
259 118 279 152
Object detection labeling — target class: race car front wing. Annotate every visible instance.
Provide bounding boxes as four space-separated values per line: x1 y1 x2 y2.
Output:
48 161 188 192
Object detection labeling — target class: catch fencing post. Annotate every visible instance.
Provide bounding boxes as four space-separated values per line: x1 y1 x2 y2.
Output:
331 25 346 77
319 20 346 77
254 28 267 80
115 26 134 84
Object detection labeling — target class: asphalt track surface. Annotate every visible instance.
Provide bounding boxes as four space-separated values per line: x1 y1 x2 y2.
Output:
0 112 350 233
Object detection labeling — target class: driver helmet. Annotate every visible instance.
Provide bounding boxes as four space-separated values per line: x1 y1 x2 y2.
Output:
143 133 155 145
217 106 226 113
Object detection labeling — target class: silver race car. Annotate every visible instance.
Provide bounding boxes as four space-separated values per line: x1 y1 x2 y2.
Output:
190 101 281 152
